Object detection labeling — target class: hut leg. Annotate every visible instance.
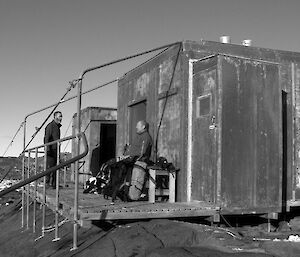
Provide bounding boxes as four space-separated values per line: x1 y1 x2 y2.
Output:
207 214 220 227
260 212 278 232
80 220 92 228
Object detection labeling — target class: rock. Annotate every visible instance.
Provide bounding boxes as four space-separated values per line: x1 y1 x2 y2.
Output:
289 217 300 232
258 223 276 233
276 221 291 232
262 241 300 257
5 198 14 205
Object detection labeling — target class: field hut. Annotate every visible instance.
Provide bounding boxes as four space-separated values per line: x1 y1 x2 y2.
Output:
117 40 300 215
72 107 117 183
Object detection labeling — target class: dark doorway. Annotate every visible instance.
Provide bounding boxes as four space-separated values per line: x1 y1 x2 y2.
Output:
99 123 116 165
129 101 147 144
282 90 288 213
90 123 116 176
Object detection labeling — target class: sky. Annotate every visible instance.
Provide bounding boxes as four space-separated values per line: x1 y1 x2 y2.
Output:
1 0 300 157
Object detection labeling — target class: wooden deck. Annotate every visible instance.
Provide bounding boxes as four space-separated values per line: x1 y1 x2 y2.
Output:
29 182 219 223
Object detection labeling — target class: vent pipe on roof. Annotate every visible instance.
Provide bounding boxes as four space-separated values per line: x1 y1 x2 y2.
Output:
242 39 252 46
219 36 231 44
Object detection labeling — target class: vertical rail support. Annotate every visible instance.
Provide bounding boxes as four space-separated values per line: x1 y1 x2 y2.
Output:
33 148 38 233
21 153 25 228
53 141 61 242
26 150 31 230
1 132 88 242
22 119 26 228
71 78 82 251
42 146 47 237
63 153 67 188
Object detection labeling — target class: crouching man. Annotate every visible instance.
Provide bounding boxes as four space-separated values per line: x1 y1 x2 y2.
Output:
122 120 153 200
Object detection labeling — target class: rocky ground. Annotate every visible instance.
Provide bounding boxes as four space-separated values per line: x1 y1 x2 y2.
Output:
1 189 300 256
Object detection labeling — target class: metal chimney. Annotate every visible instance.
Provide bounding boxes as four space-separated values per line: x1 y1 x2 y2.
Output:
219 36 231 44
242 39 252 46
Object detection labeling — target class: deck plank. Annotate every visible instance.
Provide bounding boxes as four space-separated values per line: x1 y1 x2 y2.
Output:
28 182 219 221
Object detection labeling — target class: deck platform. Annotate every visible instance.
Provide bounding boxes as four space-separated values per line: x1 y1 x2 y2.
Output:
29 182 219 223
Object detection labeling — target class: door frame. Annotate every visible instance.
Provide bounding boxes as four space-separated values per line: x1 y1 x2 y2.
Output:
187 55 220 203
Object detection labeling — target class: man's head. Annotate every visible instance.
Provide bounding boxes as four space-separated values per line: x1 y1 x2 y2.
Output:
136 120 149 134
54 111 63 124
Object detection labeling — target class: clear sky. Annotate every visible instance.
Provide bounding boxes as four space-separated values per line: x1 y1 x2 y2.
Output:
1 0 300 157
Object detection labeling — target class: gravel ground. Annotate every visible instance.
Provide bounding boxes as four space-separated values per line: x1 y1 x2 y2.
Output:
1 191 300 257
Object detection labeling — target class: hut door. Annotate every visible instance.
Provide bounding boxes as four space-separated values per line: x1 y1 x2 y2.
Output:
190 57 218 203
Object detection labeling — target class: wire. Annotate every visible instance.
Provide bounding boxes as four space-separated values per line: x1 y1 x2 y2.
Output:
22 78 119 154
60 118 73 153
154 43 182 161
220 213 234 228
1 84 75 182
1 79 117 182
61 120 72 154
22 83 76 154
2 122 24 157
1 122 24 184
63 117 73 139
61 79 119 154
81 42 181 77
0 166 14 184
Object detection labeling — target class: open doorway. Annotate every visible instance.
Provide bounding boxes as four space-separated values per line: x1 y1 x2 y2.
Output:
99 123 117 166
90 122 117 176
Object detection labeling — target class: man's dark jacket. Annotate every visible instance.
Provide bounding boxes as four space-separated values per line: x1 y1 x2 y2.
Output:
127 131 152 162
44 120 61 158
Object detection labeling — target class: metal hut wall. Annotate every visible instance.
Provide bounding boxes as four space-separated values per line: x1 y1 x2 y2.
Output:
117 40 300 215
72 107 117 183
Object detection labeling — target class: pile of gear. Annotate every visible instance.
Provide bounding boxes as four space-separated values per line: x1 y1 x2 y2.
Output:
83 156 178 203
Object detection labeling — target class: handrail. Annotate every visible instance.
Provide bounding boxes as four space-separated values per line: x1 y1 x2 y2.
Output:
0 132 89 198
20 133 77 155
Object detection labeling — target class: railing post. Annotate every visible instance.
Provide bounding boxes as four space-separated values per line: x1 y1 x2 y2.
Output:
42 146 47 237
21 153 25 228
26 150 31 230
63 153 67 188
22 119 26 228
71 78 82 251
0 132 88 245
33 148 38 233
53 141 61 242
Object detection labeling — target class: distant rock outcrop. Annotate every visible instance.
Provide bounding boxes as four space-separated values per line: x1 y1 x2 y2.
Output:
0 152 71 180
0 157 22 180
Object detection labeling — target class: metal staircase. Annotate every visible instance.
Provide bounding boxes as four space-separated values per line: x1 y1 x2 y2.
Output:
0 132 88 250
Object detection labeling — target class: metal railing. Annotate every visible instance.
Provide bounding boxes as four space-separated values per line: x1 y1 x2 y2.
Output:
0 132 88 246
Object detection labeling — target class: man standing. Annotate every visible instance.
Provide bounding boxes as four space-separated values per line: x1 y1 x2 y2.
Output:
44 111 62 188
